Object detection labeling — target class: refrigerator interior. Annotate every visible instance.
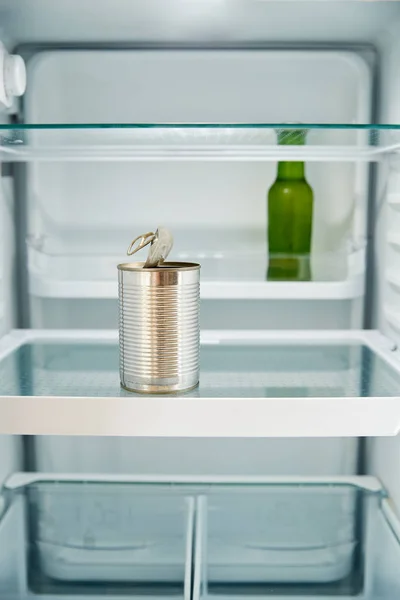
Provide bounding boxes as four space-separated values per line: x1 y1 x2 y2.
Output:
23 48 370 331
0 0 400 597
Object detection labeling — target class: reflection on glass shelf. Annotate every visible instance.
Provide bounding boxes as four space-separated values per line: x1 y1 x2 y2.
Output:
1 477 400 599
27 230 365 299
0 123 400 161
0 338 398 399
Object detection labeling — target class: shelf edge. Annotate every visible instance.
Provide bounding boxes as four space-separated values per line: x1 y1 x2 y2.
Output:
0 395 399 438
29 275 365 300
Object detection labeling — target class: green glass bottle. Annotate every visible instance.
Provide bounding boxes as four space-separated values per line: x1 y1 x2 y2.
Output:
267 129 314 281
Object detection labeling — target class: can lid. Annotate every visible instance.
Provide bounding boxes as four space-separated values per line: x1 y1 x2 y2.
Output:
127 227 173 268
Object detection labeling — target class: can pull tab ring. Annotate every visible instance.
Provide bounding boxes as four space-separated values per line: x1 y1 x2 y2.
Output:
127 232 156 256
127 227 174 268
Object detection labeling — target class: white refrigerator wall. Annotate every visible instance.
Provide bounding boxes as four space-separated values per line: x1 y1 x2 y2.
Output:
0 437 20 488
24 49 370 330
0 121 20 487
372 20 400 340
0 175 15 336
367 23 400 512
0 0 399 47
33 437 359 477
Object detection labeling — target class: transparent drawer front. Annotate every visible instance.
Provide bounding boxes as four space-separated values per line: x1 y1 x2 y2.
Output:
192 481 400 600
1 477 400 599
0 480 193 598
199 487 358 586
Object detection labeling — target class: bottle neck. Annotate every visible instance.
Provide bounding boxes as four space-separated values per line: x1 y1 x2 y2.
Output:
277 161 305 180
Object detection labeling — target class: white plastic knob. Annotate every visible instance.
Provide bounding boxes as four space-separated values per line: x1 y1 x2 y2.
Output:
0 43 26 108
4 54 26 98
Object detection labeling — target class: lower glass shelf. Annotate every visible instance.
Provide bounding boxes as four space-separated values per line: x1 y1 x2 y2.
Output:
0 476 399 599
0 329 400 437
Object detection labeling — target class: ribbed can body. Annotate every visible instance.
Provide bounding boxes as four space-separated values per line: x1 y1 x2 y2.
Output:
118 262 200 393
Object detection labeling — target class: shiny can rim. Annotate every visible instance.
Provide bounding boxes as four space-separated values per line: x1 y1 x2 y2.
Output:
117 261 200 272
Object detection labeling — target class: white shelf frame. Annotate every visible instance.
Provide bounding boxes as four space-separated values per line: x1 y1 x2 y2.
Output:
4 473 383 492
29 274 365 300
0 144 398 163
0 329 399 438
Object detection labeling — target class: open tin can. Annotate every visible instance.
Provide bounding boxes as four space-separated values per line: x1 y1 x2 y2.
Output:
118 229 200 394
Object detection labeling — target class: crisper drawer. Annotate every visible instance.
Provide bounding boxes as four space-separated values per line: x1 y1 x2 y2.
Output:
0 477 194 598
0 476 399 599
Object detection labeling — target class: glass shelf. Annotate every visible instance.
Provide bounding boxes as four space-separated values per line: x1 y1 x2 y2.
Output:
0 329 400 437
1 476 400 599
1 123 400 162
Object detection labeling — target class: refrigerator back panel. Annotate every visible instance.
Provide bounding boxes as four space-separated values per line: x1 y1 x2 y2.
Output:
24 49 371 329
1 1 400 46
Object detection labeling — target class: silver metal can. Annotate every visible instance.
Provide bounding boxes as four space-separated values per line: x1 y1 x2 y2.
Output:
118 261 200 394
